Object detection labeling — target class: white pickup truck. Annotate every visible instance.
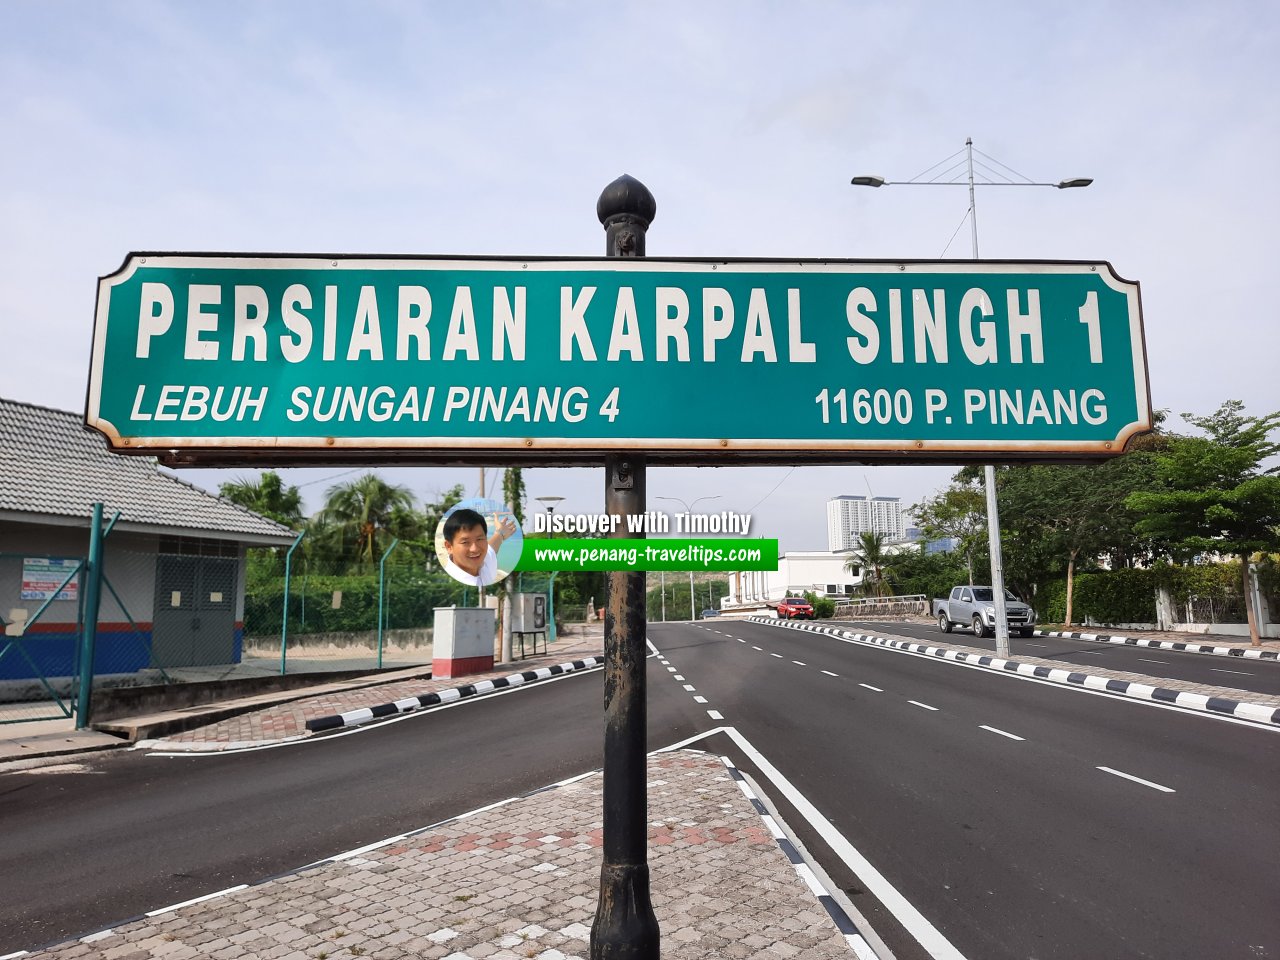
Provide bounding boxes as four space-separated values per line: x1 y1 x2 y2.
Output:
933 586 1036 638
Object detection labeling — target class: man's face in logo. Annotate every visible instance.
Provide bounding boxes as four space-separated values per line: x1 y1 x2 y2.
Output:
445 523 488 576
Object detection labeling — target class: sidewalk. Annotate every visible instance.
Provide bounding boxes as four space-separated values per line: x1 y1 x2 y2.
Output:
0 631 607 764
12 751 865 960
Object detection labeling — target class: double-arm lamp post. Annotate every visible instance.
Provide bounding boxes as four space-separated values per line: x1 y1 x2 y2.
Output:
852 138 1092 657
655 495 721 620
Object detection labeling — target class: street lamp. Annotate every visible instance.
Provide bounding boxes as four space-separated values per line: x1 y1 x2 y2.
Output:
535 495 565 536
852 137 1092 658
655 494 721 621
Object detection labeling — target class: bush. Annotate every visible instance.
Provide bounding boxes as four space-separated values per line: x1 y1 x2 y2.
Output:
803 591 836 619
1038 569 1158 625
244 565 467 637
1075 568 1158 623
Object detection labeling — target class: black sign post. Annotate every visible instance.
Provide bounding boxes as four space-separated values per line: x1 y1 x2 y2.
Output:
590 175 661 959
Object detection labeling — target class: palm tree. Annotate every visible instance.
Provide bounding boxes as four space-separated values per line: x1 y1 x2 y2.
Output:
315 473 419 566
845 531 892 597
218 470 304 528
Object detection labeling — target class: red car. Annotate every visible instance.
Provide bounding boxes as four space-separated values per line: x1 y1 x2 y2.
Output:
775 597 814 620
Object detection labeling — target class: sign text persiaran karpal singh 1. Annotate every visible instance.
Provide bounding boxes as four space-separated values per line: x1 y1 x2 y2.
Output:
125 275 1111 429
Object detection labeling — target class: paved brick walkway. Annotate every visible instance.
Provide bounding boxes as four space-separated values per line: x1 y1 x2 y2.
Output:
160 634 605 746
25 752 856 959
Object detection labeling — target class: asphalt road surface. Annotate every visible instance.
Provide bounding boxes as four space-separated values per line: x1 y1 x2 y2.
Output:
854 618 1280 698
652 619 1279 960
3 622 1277 960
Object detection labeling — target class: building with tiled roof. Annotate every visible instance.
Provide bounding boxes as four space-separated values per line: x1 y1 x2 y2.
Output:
1 397 296 690
0 397 295 543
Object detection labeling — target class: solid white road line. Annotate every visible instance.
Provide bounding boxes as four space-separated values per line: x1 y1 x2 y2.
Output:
145 885 249 916
858 683 883 692
908 700 939 712
1097 766 1175 793
723 727 970 960
979 725 1025 741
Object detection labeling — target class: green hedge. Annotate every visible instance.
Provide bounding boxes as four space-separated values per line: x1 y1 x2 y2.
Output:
1037 562 1264 626
244 567 467 637
1039 568 1158 624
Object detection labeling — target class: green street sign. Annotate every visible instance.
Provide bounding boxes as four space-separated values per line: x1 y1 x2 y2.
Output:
87 254 1150 465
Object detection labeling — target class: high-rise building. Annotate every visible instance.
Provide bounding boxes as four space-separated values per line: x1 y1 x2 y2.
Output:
826 495 906 551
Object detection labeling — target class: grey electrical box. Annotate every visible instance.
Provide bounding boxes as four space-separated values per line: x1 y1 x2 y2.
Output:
512 593 547 632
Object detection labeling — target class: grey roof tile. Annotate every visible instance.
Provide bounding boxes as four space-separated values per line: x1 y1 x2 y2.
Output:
0 397 296 542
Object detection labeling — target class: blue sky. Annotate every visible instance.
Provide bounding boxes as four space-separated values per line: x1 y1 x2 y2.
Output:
3 2 1276 551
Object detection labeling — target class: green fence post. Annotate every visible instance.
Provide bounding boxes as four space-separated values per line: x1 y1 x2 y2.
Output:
280 531 305 675
75 503 105 730
548 571 559 645
377 539 400 670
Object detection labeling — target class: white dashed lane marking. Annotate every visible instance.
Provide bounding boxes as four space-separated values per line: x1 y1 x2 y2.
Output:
979 725 1025 741
859 683 883 692
821 670 839 677
752 646 762 651
1098 766 1175 793
771 653 784 659
792 660 806 666
1138 658 1168 664
908 701 939 712
694 696 708 704
707 710 724 720
683 684 696 692
1210 667 1253 676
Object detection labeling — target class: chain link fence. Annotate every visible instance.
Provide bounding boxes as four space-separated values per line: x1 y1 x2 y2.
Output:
243 548 469 674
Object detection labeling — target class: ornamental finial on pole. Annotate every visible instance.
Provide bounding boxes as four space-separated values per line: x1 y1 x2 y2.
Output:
597 175 656 257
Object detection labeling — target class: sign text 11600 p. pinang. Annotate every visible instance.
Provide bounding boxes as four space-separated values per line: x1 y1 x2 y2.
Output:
86 254 1150 465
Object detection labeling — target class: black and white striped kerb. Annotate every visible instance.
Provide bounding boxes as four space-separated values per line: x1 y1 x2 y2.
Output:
748 618 1280 727
1037 629 1280 660
721 756 877 959
304 658 602 733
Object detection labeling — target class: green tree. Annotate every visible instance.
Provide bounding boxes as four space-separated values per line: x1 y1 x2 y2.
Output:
846 531 892 597
913 480 987 585
219 470 304 528
884 545 973 603
999 465 1119 627
503 468 527 526
314 473 420 567
1127 400 1280 646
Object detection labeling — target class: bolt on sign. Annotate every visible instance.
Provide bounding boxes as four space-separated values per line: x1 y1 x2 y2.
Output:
86 254 1150 466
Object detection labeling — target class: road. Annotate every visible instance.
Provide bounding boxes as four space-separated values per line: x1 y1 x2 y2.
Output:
854 618 1280 698
2 620 1277 959
651 618 1279 960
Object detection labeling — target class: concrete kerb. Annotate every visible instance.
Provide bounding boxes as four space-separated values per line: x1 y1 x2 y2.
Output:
303 656 605 734
1035 628 1280 660
747 618 1280 728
